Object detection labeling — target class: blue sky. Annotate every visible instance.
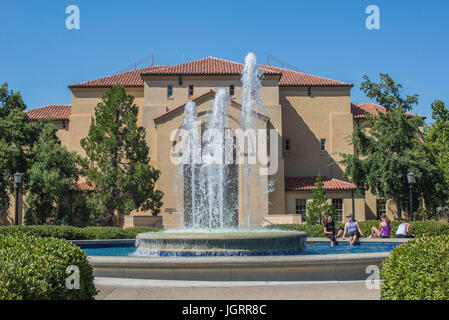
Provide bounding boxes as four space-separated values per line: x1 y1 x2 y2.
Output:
1 0 448 122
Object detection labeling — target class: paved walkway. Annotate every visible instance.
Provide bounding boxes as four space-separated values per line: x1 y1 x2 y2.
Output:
95 278 380 300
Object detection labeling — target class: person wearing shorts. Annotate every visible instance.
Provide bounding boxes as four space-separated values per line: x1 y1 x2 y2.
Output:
324 215 343 247
342 214 364 246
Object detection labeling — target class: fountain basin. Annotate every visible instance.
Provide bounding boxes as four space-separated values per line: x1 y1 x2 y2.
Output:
135 231 306 255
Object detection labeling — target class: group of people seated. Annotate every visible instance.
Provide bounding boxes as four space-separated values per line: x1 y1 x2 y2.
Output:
323 214 415 247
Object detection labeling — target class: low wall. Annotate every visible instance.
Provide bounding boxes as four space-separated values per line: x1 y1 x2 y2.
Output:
88 252 389 282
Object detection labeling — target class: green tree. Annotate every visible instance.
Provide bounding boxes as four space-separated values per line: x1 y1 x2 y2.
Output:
340 74 445 219
305 175 334 225
424 100 449 206
80 84 163 226
0 83 43 215
25 125 81 225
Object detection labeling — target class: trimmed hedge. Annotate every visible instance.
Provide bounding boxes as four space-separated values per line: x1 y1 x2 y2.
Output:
381 235 449 300
266 220 449 238
0 232 97 300
0 225 159 240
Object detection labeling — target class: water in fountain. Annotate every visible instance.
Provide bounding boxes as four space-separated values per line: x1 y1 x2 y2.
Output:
183 89 237 230
240 52 263 229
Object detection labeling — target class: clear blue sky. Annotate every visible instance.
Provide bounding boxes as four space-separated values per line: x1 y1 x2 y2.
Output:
1 0 448 122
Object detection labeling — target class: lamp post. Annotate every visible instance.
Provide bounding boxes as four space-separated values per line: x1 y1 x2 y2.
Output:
14 172 22 226
407 172 415 221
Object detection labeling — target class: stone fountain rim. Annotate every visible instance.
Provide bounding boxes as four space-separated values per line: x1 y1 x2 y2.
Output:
135 230 306 241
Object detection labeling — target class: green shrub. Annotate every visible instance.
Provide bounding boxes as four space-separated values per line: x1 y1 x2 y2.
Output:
0 225 159 240
0 232 97 300
381 235 449 300
267 220 449 238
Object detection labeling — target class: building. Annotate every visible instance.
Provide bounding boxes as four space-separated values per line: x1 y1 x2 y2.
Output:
5 57 422 228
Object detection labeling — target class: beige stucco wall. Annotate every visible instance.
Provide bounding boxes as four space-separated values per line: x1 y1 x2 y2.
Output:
281 87 353 179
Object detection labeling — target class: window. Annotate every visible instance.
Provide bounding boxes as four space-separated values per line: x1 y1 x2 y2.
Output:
188 85 194 97
320 139 326 151
229 85 235 97
296 199 307 216
332 199 343 222
285 139 290 152
376 199 386 219
167 85 173 97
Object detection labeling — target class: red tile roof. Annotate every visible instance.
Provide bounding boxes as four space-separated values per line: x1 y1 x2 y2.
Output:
26 105 72 121
69 65 168 88
351 103 425 119
76 182 94 191
69 57 352 88
285 176 357 191
261 65 353 87
141 57 281 77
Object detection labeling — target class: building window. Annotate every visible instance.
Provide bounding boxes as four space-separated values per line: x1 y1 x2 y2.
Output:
229 85 235 97
296 199 307 216
320 139 326 151
167 85 173 97
332 199 343 222
188 85 194 97
285 139 290 152
376 199 387 219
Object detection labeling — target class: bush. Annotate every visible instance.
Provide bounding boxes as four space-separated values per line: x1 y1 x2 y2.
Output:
267 220 449 238
381 235 449 300
0 232 97 300
0 225 159 240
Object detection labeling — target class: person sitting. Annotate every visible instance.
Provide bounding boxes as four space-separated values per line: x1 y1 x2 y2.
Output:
324 215 343 247
368 215 391 239
342 214 364 246
395 219 415 238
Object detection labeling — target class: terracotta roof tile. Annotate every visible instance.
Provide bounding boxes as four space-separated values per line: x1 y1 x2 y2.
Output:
351 103 425 119
76 182 94 191
285 176 357 191
26 105 72 121
69 65 168 88
261 65 353 87
68 57 353 88
142 57 280 77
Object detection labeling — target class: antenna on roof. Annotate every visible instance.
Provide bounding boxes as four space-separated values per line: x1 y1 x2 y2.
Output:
266 54 301 72
114 54 154 74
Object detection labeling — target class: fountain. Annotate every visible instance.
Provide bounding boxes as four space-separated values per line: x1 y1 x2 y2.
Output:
135 53 306 256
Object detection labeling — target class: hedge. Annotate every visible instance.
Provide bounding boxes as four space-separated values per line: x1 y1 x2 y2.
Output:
266 220 449 238
0 225 159 240
0 232 97 300
381 235 449 300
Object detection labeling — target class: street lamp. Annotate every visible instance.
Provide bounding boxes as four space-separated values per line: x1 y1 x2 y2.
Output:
407 172 415 221
14 172 22 226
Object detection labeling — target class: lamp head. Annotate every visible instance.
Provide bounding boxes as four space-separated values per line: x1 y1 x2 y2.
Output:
407 172 415 185
14 172 22 185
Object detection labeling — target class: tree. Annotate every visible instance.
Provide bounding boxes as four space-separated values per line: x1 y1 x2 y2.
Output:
424 100 449 206
0 83 43 216
305 175 334 225
24 125 81 225
340 74 445 219
80 84 163 226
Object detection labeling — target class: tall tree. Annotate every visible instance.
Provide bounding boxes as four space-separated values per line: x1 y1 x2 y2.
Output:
340 74 445 219
0 83 42 215
80 84 163 226
305 175 334 225
25 125 81 225
424 100 449 205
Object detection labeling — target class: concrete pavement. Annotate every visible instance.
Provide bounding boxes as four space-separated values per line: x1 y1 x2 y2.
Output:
95 278 380 300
